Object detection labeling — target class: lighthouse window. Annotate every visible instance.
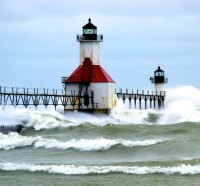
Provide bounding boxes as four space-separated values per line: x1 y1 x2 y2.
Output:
155 72 164 76
83 29 96 34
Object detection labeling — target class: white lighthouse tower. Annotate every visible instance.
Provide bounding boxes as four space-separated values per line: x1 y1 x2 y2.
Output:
79 18 100 65
150 66 168 94
63 18 116 113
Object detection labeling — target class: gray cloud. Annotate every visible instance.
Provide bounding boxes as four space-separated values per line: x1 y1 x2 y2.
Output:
0 0 200 89
1 0 200 22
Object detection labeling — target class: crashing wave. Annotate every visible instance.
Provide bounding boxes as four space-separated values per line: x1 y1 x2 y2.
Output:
0 86 200 129
0 133 166 151
1 162 200 175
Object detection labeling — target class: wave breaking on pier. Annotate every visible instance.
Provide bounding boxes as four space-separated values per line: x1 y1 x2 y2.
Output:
0 86 200 131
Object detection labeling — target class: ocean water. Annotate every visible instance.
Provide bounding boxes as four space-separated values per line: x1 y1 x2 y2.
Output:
1 86 200 186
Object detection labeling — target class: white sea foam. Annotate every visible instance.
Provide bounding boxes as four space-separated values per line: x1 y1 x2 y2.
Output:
0 133 40 150
63 100 159 126
110 86 200 125
0 108 22 125
109 100 158 124
34 138 166 151
0 133 165 150
166 86 200 108
0 105 155 129
158 86 200 124
1 85 200 127
59 86 200 126
0 109 80 130
21 110 79 130
1 162 200 175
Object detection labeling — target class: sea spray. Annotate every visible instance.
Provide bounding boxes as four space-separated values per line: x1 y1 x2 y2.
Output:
0 108 22 125
0 85 200 129
158 100 200 124
158 86 200 124
0 109 77 130
166 86 200 108
110 99 159 124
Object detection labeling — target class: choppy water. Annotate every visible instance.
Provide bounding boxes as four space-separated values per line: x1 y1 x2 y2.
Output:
1 86 200 186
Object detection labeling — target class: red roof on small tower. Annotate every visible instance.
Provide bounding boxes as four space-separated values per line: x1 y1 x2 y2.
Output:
65 58 115 83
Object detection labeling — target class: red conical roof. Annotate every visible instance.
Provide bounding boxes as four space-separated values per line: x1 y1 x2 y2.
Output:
65 58 115 83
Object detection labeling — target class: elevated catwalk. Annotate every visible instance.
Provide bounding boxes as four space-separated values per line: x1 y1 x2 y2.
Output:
0 86 96 111
115 89 165 110
0 86 165 111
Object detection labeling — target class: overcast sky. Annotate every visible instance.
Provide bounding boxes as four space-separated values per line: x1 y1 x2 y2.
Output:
0 0 200 91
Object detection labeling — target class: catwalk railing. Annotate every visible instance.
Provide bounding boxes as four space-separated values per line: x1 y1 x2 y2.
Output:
0 86 166 111
0 86 96 110
115 89 166 110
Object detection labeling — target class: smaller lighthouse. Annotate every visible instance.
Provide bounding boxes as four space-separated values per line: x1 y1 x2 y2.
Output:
150 66 168 94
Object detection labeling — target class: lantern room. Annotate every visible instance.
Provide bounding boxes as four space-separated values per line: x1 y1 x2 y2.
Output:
82 18 97 40
154 66 165 83
150 66 168 93
150 66 168 84
77 18 103 42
